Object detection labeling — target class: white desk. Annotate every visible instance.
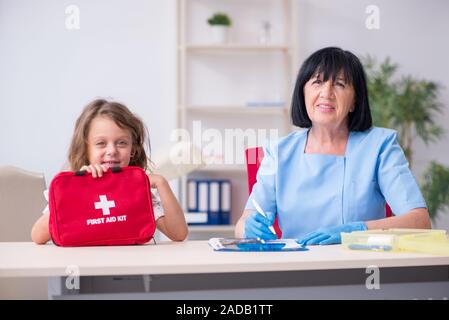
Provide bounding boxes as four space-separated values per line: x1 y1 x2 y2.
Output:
1 241 449 299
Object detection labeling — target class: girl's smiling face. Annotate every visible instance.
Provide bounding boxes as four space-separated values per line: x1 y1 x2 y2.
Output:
87 115 133 168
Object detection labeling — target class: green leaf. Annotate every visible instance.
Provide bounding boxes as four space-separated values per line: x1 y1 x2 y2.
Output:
421 162 449 220
363 56 448 220
207 13 232 26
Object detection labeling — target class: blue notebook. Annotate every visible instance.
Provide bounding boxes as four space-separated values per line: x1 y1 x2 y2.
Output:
208 238 309 252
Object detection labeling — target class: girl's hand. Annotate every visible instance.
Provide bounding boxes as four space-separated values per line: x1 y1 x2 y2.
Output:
148 173 167 188
79 164 109 178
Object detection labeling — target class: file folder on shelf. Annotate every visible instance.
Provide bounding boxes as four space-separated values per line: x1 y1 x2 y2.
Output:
185 179 208 224
187 180 197 212
209 181 220 225
220 180 231 224
186 179 232 225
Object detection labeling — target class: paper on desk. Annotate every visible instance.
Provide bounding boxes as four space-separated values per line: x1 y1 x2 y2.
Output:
208 238 308 252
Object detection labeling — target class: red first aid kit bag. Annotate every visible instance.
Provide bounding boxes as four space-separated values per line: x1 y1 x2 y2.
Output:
48 166 156 246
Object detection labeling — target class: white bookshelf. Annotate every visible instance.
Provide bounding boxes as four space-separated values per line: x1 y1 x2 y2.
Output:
183 106 287 115
195 164 246 173
176 0 298 235
183 44 290 52
187 225 235 240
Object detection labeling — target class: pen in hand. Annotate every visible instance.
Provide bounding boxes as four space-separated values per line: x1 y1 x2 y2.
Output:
251 198 276 235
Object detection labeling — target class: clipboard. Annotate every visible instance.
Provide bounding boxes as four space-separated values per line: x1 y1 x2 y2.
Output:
208 238 309 252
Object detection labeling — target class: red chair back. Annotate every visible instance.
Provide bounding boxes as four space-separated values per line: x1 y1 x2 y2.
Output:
245 147 391 237
386 204 392 217
245 147 282 238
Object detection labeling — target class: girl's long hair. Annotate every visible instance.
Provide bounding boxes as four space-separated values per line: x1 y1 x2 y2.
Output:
68 99 151 171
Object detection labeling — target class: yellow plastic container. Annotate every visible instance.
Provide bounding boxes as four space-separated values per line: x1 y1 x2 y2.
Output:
341 229 449 255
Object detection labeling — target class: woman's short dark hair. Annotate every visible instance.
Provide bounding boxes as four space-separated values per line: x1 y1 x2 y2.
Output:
291 47 372 131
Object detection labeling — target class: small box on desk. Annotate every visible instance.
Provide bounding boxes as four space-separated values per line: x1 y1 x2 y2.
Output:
342 229 449 255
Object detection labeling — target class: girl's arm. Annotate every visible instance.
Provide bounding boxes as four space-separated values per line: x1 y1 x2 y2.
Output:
31 214 51 244
150 174 188 241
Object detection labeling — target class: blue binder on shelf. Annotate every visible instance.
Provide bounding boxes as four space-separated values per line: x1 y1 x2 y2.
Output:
208 181 220 225
187 180 198 212
186 179 232 225
220 180 231 224
186 179 208 225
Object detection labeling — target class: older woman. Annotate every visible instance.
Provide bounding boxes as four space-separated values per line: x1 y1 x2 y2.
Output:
236 47 430 245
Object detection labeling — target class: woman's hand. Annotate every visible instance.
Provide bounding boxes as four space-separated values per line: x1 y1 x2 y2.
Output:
244 211 277 240
297 221 367 245
79 164 109 178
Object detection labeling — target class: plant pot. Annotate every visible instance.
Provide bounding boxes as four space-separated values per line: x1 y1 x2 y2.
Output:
210 25 229 44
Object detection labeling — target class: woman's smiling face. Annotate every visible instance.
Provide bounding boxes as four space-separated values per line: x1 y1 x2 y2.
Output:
303 71 355 131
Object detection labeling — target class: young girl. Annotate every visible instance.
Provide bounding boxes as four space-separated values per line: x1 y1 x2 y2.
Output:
31 99 188 244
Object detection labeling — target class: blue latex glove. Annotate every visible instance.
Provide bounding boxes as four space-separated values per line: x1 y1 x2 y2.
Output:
244 211 277 240
297 222 367 245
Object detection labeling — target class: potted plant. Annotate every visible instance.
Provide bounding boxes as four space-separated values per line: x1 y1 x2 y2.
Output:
364 56 449 221
207 12 232 44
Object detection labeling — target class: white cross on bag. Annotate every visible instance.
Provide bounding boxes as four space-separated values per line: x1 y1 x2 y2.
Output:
94 195 116 216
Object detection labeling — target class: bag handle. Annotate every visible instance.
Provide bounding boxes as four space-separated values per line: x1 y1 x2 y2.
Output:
74 167 122 176
111 167 122 173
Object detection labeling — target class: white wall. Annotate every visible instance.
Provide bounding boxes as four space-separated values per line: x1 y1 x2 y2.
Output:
297 0 449 229
0 0 177 182
1 0 448 228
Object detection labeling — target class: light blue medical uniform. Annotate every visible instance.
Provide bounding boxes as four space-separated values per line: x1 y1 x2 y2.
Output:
245 127 427 239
